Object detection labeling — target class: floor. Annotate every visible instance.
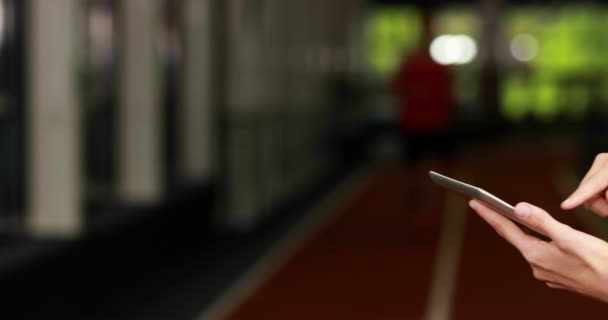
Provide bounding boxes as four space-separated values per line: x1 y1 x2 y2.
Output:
204 136 608 319
0 173 346 320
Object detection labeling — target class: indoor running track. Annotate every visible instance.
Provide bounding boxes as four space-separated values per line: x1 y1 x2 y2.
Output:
202 138 608 320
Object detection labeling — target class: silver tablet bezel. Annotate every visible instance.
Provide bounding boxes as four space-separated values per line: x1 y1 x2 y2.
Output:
429 171 549 240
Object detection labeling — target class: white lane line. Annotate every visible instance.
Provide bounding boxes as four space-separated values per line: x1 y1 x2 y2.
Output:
197 167 373 320
424 191 468 320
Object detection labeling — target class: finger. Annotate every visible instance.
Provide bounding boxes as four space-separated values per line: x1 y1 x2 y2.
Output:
562 173 608 209
581 155 608 184
469 200 534 251
562 154 608 210
562 160 608 210
546 281 582 296
546 282 568 290
514 202 574 246
584 195 608 217
531 265 553 282
578 154 608 187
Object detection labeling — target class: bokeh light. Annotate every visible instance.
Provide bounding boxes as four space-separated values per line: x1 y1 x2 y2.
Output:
430 34 477 65
510 33 539 62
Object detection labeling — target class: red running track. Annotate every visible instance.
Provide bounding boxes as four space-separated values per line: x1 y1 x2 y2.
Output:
225 142 608 319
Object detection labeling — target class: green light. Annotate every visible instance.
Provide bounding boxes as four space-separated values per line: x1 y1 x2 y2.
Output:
534 82 559 121
503 5 608 122
568 85 589 120
501 76 529 122
435 8 480 36
365 7 420 76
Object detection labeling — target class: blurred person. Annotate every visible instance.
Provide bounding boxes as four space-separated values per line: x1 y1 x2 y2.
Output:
389 8 453 208
468 153 608 302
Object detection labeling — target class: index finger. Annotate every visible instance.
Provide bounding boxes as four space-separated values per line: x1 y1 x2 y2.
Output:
562 169 608 210
584 195 608 217
580 154 608 185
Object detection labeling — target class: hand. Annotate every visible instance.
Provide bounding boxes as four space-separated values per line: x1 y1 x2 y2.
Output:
562 153 608 216
469 199 608 302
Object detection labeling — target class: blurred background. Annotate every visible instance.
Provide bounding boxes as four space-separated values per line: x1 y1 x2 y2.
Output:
0 0 607 318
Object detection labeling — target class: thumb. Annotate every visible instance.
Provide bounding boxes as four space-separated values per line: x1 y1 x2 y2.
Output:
514 202 568 241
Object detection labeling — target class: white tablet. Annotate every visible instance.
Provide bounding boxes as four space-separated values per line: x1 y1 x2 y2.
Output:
429 171 549 240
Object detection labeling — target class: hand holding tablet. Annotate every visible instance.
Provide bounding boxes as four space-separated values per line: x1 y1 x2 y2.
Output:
429 171 550 240
429 169 608 303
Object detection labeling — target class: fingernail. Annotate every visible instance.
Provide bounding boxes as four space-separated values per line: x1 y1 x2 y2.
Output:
515 203 531 218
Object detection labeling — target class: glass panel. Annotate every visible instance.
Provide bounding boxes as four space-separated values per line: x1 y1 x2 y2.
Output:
82 0 117 214
0 0 24 228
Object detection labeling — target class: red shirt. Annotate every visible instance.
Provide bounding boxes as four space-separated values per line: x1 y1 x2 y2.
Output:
390 51 453 133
